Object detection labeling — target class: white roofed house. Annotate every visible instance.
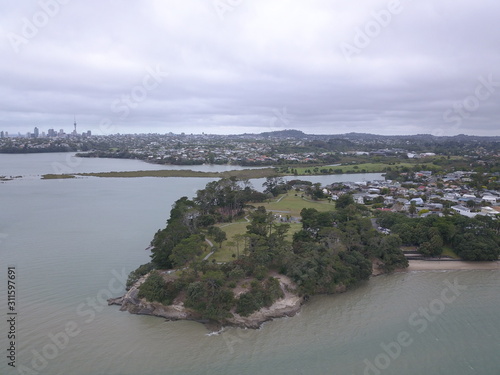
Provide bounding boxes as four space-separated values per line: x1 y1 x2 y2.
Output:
409 197 424 206
398 187 409 196
451 205 477 218
426 203 444 211
481 206 498 217
352 194 365 205
482 195 498 204
443 193 459 202
462 194 477 200
384 196 395 205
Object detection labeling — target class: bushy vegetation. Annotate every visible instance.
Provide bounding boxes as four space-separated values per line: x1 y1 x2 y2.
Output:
149 197 198 268
282 204 407 293
126 262 154 289
137 271 180 305
376 211 500 261
236 278 284 316
183 270 235 321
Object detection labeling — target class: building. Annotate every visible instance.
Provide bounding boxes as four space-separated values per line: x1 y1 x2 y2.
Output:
409 197 424 206
482 195 498 204
451 205 477 218
384 196 395 205
426 203 443 211
481 207 498 217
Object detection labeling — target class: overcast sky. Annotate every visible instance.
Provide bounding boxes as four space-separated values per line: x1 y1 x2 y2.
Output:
1 0 499 136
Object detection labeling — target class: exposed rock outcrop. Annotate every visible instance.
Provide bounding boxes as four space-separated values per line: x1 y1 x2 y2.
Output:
108 272 304 329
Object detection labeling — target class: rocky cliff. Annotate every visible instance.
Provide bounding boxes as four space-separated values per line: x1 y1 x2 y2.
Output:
108 273 304 329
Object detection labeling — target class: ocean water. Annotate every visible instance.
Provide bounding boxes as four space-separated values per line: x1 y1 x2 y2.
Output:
0 152 257 178
0 153 499 375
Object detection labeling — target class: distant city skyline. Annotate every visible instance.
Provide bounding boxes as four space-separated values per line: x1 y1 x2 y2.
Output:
0 124 91 138
1 1 499 136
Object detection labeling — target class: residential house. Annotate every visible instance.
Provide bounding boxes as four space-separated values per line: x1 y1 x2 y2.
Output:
451 205 477 218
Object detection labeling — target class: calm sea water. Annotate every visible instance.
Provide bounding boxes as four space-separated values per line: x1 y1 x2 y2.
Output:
0 153 499 375
0 152 257 178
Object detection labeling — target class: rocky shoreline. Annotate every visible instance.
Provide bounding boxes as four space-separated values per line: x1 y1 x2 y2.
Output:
108 273 305 330
108 259 396 329
107 257 499 329
108 257 408 329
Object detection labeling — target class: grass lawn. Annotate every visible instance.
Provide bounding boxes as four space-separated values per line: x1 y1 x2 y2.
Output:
255 193 335 217
211 221 304 262
286 222 303 241
209 221 249 262
206 194 333 262
291 162 440 175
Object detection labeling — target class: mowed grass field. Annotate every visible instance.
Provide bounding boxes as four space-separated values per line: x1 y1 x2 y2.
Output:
210 221 304 262
209 221 248 262
257 193 335 217
208 194 335 262
293 162 440 174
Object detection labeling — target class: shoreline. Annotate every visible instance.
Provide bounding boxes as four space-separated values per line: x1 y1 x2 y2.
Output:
402 260 500 272
108 272 304 330
109 260 499 330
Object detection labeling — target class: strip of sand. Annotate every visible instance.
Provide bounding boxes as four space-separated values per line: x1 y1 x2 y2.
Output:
405 260 500 272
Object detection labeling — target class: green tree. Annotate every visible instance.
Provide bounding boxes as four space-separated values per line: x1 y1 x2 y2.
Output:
336 194 354 210
208 226 227 248
233 233 246 258
408 202 417 216
169 234 205 267
138 271 179 305
247 206 275 237
263 176 287 197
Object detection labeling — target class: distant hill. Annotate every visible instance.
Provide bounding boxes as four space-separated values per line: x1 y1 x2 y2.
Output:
259 129 307 138
254 129 500 142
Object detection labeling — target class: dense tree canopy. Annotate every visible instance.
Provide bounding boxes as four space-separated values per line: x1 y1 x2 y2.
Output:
376 211 500 261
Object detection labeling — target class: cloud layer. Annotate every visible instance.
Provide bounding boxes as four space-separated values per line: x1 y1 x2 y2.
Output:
1 0 499 136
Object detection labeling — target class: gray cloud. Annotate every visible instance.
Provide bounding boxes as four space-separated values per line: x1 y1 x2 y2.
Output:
0 0 499 136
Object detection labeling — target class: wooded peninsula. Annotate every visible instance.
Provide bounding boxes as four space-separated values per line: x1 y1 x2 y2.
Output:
109 177 500 328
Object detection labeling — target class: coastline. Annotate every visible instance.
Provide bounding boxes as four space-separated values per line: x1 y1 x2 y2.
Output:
403 260 500 272
109 260 499 330
108 272 304 330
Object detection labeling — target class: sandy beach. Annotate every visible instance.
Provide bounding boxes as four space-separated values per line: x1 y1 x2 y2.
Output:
404 260 500 272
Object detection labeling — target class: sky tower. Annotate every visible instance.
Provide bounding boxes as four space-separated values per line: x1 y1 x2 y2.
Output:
73 115 77 135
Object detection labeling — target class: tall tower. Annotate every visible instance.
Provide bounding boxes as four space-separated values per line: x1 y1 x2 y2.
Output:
73 115 77 135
